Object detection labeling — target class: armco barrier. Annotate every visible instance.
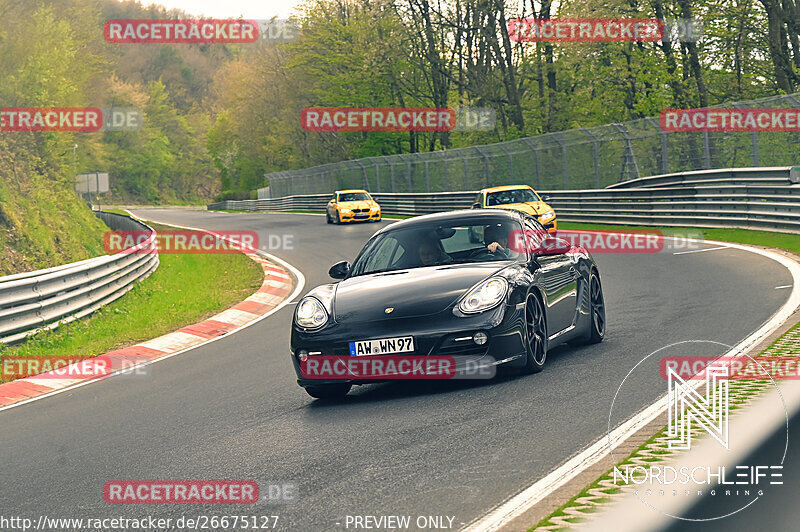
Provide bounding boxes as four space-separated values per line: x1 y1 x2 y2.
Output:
0 212 159 344
208 167 800 233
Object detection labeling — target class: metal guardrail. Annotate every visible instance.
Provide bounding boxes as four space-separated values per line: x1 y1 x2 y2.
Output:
0 212 159 345
607 165 800 188
209 167 800 233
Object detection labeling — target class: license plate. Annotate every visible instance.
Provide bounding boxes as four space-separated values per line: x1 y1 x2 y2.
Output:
355 213 369 218
349 336 414 356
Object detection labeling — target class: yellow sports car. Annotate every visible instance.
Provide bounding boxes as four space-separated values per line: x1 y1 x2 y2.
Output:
326 189 381 224
473 185 557 233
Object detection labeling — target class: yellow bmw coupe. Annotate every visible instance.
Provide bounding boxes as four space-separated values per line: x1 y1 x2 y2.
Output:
326 189 381 224
473 185 557 233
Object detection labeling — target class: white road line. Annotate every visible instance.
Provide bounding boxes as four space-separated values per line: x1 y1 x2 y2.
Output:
673 245 729 255
776 285 792 289
463 236 800 532
0 212 306 414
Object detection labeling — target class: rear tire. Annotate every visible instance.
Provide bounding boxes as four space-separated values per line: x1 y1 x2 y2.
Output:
305 384 351 400
521 292 548 374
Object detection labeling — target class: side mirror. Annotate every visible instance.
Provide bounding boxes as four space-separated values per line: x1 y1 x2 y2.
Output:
541 195 551 202
538 237 572 255
472 203 481 209
329 261 350 279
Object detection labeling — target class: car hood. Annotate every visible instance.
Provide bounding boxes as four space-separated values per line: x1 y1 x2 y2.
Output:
487 201 551 216
338 200 377 210
333 263 505 321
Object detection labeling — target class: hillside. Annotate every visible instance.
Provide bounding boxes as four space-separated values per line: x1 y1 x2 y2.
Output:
0 137 108 276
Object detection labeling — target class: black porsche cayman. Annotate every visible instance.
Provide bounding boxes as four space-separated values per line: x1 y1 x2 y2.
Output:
290 209 605 399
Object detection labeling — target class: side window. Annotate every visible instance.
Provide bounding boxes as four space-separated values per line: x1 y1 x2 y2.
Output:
361 236 400 272
523 220 547 257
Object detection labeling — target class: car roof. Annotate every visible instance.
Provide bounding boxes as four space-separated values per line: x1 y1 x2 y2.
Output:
375 209 524 234
335 189 370 194
480 184 535 193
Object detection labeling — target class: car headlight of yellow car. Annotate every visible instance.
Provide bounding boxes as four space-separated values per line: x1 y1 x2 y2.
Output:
370 206 380 212
340 208 353 214
539 210 556 223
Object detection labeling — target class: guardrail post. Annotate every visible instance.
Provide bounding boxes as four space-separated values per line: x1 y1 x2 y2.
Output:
732 102 759 167
439 151 449 191
424 158 430 193
498 143 514 182
354 159 369 190
702 132 712 169
579 128 600 188
474 146 491 187
521 138 541 189
612 123 640 182
645 117 669 174
459 151 469 190
551 134 569 188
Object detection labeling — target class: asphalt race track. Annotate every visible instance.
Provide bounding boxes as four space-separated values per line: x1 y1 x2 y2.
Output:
0 210 793 531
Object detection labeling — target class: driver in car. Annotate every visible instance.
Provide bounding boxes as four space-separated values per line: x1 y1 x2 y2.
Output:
418 238 452 266
483 224 512 258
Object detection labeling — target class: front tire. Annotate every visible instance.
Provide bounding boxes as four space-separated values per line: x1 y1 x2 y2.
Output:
326 211 333 224
304 384 351 400
521 292 548 374
583 272 605 344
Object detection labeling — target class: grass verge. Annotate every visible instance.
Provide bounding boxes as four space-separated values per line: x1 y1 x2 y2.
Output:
0 220 264 381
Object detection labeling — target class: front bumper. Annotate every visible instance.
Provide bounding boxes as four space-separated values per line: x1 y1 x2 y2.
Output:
290 304 526 386
339 210 381 222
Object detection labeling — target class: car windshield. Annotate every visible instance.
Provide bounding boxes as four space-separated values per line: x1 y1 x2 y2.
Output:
349 217 523 276
339 192 371 202
486 188 539 206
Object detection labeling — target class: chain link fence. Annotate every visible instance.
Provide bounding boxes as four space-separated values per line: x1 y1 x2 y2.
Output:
266 93 800 197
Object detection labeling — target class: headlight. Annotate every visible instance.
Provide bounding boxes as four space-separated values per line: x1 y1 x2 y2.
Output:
370 206 380 211
539 210 556 223
295 297 328 329
340 208 352 214
458 278 508 314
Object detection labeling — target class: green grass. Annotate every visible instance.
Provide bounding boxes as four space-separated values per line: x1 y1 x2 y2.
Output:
559 222 800 256
0 222 264 380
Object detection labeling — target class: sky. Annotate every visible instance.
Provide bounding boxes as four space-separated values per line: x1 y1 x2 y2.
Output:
140 0 305 19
